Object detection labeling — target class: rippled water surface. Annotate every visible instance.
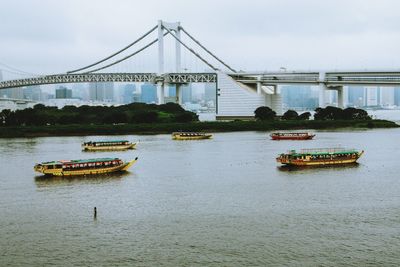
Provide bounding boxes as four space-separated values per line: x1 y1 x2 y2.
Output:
1 129 400 266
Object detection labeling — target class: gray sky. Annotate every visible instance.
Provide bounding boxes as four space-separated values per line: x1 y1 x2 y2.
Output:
1 0 400 77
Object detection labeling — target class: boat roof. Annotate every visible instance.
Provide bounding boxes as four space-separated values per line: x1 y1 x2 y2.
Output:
40 158 120 165
172 132 206 134
272 132 311 134
85 140 129 143
285 148 359 156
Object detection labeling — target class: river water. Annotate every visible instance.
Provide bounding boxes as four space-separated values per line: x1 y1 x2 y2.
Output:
1 129 400 266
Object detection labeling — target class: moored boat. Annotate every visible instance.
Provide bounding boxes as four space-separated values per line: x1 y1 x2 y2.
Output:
172 132 212 140
82 140 137 151
270 132 315 140
276 148 363 166
34 157 138 176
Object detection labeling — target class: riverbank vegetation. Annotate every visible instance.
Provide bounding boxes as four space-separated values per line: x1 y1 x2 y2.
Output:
0 102 198 126
0 104 397 138
0 119 397 138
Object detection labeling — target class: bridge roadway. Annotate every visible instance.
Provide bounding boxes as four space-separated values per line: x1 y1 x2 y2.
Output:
0 73 218 90
2 71 400 90
231 71 400 87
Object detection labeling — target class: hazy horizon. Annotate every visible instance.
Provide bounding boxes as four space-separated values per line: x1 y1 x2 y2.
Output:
1 0 400 78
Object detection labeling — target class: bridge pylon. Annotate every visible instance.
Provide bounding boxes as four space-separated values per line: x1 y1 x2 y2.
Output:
157 20 182 104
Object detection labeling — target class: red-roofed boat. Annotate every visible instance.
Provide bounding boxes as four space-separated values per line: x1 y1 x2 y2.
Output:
270 132 315 140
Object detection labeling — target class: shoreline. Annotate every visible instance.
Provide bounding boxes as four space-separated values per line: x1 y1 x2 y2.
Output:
0 119 398 138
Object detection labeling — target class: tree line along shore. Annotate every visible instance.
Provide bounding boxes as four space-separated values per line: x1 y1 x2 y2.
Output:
0 103 397 138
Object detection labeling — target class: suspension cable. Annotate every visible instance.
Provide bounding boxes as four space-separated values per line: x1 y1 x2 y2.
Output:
0 68 39 77
0 61 39 76
86 32 169 73
162 26 218 72
67 25 158 74
179 26 237 73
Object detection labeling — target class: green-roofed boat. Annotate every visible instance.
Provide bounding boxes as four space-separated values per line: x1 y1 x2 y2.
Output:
34 157 138 176
82 140 137 151
276 148 364 166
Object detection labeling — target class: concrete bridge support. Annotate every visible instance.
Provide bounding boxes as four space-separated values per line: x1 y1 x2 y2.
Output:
337 86 344 108
157 82 165 104
270 86 283 115
319 72 327 108
176 84 182 105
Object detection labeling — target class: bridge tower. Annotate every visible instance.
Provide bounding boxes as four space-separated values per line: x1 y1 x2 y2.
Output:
157 20 182 105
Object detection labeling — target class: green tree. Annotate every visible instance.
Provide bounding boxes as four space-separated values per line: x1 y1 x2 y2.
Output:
281 110 298 120
132 111 159 123
298 111 311 120
342 107 371 120
314 106 343 120
254 106 276 120
173 111 198 122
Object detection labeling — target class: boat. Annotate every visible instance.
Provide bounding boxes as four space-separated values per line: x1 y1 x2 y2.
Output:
172 132 212 140
82 140 137 151
34 157 138 176
270 132 315 140
276 148 364 166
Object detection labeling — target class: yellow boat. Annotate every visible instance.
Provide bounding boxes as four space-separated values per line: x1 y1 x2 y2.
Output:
276 148 364 166
82 140 137 151
34 157 138 176
172 132 212 140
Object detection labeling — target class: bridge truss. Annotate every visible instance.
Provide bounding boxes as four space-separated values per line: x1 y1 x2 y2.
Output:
0 72 217 90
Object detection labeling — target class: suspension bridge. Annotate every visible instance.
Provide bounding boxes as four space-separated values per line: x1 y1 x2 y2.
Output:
1 20 400 118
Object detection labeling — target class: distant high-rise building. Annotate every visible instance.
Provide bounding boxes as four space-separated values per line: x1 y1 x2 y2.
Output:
122 84 136 104
281 85 317 110
140 83 157 103
71 83 88 100
0 70 14 98
164 85 177 103
347 87 364 107
167 85 176 97
89 82 114 102
394 87 400 106
56 86 72 99
181 84 192 103
379 87 395 107
11 87 24 99
364 87 378 106
204 83 216 102
24 85 42 101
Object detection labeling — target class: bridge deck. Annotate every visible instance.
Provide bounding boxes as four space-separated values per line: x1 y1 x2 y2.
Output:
0 73 218 89
2 71 400 89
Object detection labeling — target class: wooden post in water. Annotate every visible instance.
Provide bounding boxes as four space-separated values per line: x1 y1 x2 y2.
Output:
94 207 97 220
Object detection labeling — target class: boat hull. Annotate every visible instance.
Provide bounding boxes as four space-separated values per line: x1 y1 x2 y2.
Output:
271 135 315 140
35 159 138 176
278 158 360 166
83 143 136 151
172 135 212 140
277 151 363 166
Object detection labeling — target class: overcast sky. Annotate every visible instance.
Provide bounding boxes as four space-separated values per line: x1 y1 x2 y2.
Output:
1 0 400 77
